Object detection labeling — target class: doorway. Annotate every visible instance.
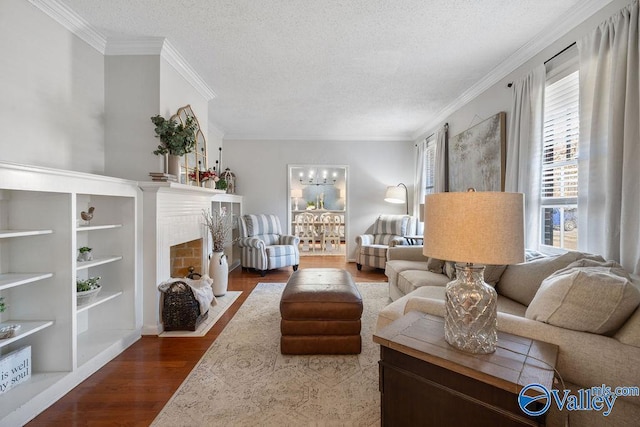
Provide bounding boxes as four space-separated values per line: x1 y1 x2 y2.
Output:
287 165 348 256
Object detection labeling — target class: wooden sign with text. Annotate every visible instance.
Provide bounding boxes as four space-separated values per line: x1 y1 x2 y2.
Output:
0 346 31 394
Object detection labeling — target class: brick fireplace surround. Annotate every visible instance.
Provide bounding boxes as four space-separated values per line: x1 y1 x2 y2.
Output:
139 182 225 335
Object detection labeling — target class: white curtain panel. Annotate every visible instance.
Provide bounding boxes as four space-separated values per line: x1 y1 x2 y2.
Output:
577 0 640 274
434 125 447 193
505 65 546 250
413 138 426 217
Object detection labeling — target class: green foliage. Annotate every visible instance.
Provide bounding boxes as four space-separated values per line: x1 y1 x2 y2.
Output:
216 179 228 190
0 297 5 313
150 115 197 156
77 276 101 292
79 246 92 253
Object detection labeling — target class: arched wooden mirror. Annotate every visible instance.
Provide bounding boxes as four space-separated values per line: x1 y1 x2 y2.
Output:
172 105 207 185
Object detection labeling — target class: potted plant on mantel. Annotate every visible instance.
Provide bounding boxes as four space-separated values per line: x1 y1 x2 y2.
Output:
202 208 237 296
150 115 198 177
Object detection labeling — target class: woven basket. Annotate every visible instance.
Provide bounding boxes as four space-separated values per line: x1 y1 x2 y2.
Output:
77 286 101 306
161 281 208 331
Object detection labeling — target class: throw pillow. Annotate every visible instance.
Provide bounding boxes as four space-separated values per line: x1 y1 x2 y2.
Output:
525 259 640 335
483 264 508 286
444 261 457 279
373 215 409 236
426 257 445 274
497 251 604 306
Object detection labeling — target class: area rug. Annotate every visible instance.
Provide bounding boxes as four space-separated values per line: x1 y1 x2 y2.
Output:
160 291 242 337
152 282 389 426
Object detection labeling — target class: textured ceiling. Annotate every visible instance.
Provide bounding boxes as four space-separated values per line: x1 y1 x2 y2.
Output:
61 0 590 141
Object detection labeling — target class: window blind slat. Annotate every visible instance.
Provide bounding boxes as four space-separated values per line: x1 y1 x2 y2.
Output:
542 70 579 204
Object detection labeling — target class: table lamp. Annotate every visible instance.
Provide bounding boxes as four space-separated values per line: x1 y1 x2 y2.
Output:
423 189 524 354
291 189 303 210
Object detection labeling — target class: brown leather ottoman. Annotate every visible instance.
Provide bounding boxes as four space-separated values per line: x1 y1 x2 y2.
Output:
280 268 363 355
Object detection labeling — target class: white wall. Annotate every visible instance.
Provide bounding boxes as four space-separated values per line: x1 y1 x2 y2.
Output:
224 139 415 260
104 55 161 181
0 0 104 173
160 58 209 148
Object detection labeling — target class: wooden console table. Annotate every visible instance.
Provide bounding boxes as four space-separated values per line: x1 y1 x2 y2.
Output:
373 311 558 427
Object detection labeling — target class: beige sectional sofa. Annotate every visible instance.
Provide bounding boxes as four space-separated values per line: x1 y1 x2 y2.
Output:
378 246 640 427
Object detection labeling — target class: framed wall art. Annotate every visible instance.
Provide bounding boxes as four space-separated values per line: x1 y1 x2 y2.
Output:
448 112 506 192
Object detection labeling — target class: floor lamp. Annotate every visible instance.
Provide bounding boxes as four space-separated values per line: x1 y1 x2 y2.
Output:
384 183 408 215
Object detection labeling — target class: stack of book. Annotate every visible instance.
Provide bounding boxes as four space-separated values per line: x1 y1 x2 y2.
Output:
149 172 178 182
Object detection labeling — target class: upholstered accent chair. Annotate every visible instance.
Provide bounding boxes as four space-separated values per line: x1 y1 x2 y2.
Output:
355 214 416 271
238 214 300 276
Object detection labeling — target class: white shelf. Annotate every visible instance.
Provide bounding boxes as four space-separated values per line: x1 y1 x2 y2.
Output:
0 320 54 348
76 291 123 314
0 273 53 291
0 372 69 424
0 161 141 426
0 229 53 238
76 224 122 232
76 328 138 367
76 256 123 270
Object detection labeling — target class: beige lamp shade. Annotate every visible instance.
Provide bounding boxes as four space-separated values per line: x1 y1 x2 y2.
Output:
423 191 525 265
384 186 406 204
291 189 303 198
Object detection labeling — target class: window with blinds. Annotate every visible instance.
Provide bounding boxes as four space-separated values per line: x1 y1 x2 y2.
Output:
424 139 436 195
540 68 579 250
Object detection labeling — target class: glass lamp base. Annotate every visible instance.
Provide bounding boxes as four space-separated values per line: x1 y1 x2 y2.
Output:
444 264 497 354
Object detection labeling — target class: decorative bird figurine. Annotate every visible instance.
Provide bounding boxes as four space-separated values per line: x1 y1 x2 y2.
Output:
81 207 95 225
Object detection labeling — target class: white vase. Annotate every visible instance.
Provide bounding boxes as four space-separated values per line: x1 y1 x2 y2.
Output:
166 154 181 177
209 251 228 296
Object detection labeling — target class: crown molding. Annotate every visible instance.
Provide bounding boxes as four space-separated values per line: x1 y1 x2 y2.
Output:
29 0 106 53
28 1 215 101
104 36 165 55
104 37 216 101
161 40 216 101
222 133 412 142
410 0 614 141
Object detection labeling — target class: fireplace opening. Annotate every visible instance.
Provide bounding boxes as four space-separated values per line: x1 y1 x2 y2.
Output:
170 238 204 278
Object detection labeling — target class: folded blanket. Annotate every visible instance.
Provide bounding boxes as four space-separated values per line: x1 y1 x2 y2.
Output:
158 275 217 316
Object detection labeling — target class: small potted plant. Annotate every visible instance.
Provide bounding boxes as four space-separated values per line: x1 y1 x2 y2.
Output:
150 115 198 176
0 297 20 339
216 178 228 191
77 246 93 262
76 276 101 305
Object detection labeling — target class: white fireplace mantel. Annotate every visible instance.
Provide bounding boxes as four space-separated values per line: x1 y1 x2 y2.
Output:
139 182 228 335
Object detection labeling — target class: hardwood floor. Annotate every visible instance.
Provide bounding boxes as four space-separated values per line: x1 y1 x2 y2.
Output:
28 257 387 426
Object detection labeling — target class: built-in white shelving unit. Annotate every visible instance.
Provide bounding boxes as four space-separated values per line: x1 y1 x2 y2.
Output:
211 193 243 271
0 161 142 426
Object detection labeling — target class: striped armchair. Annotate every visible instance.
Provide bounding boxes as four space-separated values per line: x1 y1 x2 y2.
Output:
238 214 300 277
355 215 416 271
